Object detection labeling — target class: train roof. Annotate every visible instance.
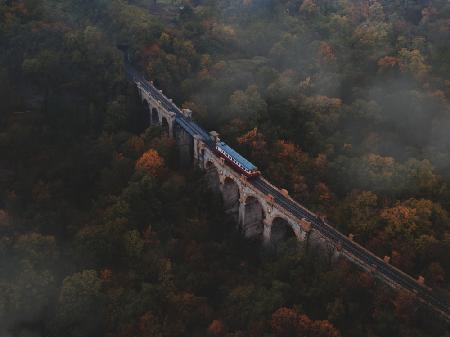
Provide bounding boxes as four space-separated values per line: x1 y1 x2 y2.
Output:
217 141 258 171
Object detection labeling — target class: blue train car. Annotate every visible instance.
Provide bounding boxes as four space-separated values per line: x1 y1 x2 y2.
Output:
215 141 260 177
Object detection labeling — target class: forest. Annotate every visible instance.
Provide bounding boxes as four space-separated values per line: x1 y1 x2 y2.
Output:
0 0 449 336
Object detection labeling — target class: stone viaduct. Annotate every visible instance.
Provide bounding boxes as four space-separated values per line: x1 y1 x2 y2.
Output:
137 79 314 247
130 65 450 321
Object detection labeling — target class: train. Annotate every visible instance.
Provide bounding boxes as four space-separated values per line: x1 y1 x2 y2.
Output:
214 141 260 177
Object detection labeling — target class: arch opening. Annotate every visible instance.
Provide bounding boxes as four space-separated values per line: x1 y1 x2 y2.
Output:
222 177 240 221
138 99 151 131
242 196 265 239
174 124 193 167
161 117 169 135
151 107 159 124
200 148 206 163
271 217 296 245
205 161 220 193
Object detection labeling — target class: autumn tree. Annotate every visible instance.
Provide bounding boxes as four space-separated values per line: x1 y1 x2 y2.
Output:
136 149 165 176
271 307 340 337
55 270 105 336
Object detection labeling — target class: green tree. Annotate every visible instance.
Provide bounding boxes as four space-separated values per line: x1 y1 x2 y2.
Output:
55 270 105 336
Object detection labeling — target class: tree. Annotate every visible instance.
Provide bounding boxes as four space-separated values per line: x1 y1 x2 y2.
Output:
123 230 145 259
136 149 165 176
55 270 105 336
426 261 445 287
105 96 128 132
207 319 224 336
13 233 56 268
1 263 55 327
398 48 430 80
337 190 379 240
380 198 446 241
271 307 340 337
229 85 267 127
138 311 162 337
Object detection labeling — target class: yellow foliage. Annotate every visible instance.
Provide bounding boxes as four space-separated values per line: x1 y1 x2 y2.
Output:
398 48 430 79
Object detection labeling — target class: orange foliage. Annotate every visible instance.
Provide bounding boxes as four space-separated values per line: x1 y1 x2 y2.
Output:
271 308 340 337
341 0 369 22
197 68 210 80
271 307 302 336
393 290 416 321
430 89 446 102
314 153 328 171
310 319 342 337
136 149 165 176
380 205 416 228
212 61 226 73
128 136 145 151
207 319 224 335
139 311 160 336
318 42 336 62
343 143 352 151
315 182 333 202
275 141 308 162
237 128 267 153
378 56 399 71
268 141 310 197
237 127 258 144
125 136 145 157
427 262 445 286
142 43 161 57
100 268 113 281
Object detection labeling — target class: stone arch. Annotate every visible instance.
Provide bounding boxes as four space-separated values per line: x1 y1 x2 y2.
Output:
205 161 220 192
141 99 151 128
199 148 206 163
174 124 193 167
161 116 169 135
151 107 159 124
222 177 240 221
242 195 265 239
270 217 296 245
